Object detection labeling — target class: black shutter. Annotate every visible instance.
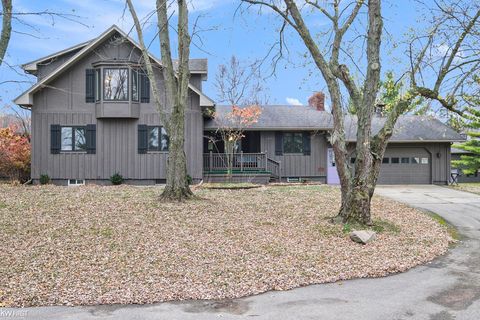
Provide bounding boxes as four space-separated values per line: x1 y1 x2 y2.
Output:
85 69 95 103
138 124 148 154
140 73 150 103
50 124 61 154
86 124 96 154
275 132 283 156
303 132 311 155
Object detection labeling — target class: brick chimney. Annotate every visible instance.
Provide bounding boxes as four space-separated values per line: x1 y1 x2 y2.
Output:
308 92 325 111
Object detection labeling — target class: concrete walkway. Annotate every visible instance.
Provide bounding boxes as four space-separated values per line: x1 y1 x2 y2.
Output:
5 185 480 320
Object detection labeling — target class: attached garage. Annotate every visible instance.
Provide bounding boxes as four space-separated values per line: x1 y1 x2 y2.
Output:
378 147 431 184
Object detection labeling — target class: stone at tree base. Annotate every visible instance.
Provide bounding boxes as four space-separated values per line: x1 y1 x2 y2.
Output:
350 230 377 244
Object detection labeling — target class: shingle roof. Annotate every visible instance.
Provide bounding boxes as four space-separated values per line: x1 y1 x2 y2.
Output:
344 115 465 142
204 105 333 130
173 59 207 73
205 105 464 142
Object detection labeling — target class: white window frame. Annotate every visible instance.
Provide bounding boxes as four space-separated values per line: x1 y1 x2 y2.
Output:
68 179 85 186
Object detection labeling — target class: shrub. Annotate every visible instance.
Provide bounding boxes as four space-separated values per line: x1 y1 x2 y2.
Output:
39 174 50 185
110 172 124 185
0 126 31 182
186 174 193 185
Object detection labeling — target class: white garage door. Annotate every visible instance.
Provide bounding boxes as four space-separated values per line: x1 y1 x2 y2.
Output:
378 148 431 184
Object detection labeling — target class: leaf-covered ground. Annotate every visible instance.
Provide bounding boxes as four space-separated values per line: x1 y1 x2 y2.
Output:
0 184 450 307
450 182 480 195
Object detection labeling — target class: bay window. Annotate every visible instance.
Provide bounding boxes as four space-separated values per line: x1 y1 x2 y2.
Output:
103 68 129 100
131 69 139 101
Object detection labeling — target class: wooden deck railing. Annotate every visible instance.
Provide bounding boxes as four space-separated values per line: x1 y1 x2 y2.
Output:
203 152 281 179
267 158 281 180
203 152 267 172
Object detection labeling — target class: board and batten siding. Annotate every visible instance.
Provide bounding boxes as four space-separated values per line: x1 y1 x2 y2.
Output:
30 31 204 183
260 131 328 179
31 111 203 181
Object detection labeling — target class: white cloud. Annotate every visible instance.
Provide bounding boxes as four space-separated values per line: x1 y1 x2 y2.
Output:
286 97 303 106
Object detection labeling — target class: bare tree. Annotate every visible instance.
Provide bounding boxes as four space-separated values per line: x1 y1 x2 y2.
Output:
215 55 265 106
210 55 265 180
1 104 30 139
1 2 87 67
127 0 193 200
241 0 480 225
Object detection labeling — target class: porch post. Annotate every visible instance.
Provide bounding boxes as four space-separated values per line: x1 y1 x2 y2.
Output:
264 152 268 171
209 151 213 172
279 160 282 182
240 151 243 172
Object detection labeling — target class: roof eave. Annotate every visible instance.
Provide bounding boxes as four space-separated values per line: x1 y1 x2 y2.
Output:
20 40 92 72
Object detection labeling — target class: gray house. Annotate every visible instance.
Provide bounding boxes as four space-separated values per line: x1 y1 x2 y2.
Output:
15 25 464 186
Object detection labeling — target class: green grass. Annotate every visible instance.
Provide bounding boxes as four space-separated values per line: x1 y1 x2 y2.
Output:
372 219 401 234
449 182 480 195
428 212 459 242
0 201 6 209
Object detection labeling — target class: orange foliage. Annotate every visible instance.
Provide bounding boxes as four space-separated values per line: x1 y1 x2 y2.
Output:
0 125 31 181
221 105 262 128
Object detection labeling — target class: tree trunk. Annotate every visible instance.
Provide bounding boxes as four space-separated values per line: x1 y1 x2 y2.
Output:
161 107 192 200
156 0 193 200
0 0 12 66
339 184 373 225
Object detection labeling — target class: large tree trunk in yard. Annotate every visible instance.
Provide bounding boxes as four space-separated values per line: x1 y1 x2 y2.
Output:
159 0 193 200
340 184 373 225
162 110 192 200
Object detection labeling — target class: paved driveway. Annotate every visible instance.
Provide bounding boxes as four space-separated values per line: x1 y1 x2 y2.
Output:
6 185 480 320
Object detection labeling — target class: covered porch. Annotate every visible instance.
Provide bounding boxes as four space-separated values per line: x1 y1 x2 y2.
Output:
203 131 281 183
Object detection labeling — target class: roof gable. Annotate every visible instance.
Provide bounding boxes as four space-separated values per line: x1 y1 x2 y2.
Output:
15 25 214 107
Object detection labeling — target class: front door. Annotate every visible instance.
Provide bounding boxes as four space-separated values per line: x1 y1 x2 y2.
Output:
241 131 261 153
327 148 340 184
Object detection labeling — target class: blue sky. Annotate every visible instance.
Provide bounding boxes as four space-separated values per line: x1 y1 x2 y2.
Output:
1 0 427 110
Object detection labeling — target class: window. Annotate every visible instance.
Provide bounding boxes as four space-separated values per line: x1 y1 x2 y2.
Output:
412 157 420 164
382 157 390 164
61 127 86 151
401 157 410 164
351 157 356 164
391 157 400 164
104 68 129 100
421 157 429 164
131 69 139 101
283 132 303 153
148 126 168 151
68 179 85 186
95 69 101 101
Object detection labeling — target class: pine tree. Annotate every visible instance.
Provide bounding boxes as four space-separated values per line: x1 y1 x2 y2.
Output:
452 77 480 175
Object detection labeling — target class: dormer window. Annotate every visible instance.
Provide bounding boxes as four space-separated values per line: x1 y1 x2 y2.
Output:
104 68 129 101
86 63 149 105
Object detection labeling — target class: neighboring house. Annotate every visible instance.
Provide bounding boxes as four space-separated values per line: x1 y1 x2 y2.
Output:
15 25 464 186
